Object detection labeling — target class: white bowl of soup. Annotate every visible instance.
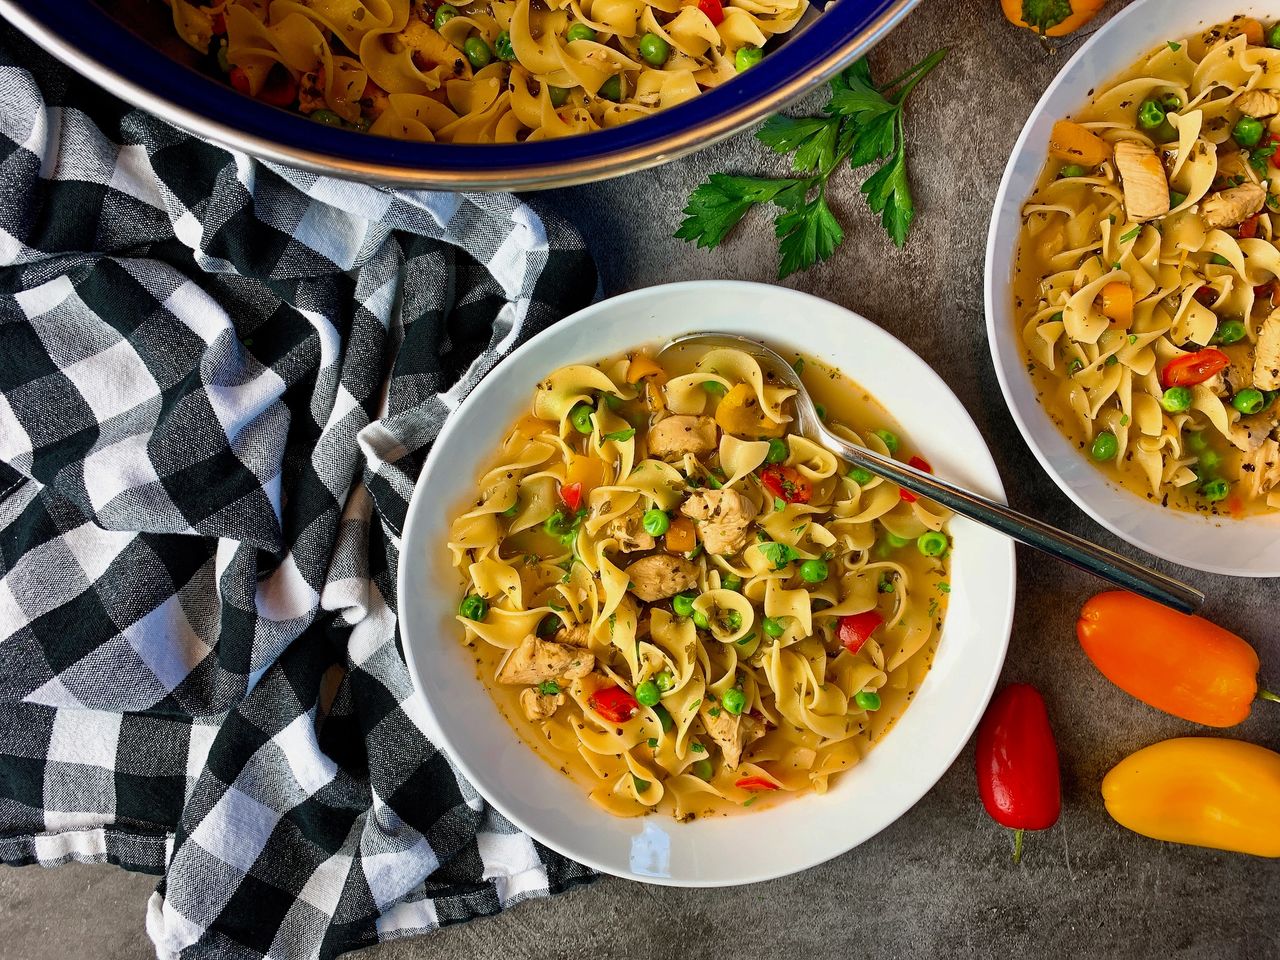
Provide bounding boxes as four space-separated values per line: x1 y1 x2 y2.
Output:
398 280 1015 885
986 0 1280 576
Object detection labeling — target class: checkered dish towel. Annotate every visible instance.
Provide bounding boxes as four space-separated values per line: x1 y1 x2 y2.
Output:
0 26 598 959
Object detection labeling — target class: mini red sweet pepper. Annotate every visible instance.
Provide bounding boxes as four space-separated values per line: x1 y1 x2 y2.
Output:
975 683 1061 862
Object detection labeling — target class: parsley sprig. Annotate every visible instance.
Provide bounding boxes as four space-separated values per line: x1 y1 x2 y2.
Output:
676 48 947 278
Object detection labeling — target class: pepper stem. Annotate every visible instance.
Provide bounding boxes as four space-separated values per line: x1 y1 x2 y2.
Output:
1012 828 1024 864
1259 688 1280 704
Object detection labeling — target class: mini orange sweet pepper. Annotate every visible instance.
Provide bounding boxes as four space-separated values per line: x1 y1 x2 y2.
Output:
1076 592 1276 727
1103 738 1280 858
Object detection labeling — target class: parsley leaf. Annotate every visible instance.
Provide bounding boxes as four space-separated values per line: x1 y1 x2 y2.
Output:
675 48 947 277
1118 225 1141 244
1250 138 1278 175
601 427 636 442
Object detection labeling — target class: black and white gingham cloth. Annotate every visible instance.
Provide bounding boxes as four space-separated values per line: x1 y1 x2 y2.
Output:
0 24 598 959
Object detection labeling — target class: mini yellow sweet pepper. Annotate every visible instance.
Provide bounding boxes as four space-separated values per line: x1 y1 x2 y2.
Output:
1102 738 1280 858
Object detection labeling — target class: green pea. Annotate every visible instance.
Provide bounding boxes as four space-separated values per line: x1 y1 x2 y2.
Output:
569 401 594 434
635 680 660 707
672 592 696 617
1169 190 1187 207
1160 94 1182 112
1210 254 1231 267
1186 430 1209 452
762 617 785 638
735 45 762 72
1160 386 1193 413
638 32 670 67
814 403 827 421
1213 319 1247 345
722 688 746 715
1137 98 1166 129
917 531 949 557
692 610 711 630
873 429 899 454
1235 115 1265 148
1091 431 1119 462
1270 21 1280 48
642 508 670 536
847 466 873 485
653 703 674 732
691 758 714 781
1234 388 1266 414
854 690 882 711
654 670 674 692
501 501 520 518
548 85 570 107
536 614 560 637
1199 449 1223 472
720 572 743 591
633 775 651 793
216 42 231 74
566 23 596 42
434 4 458 28
723 610 743 632
494 30 516 61
1200 478 1230 502
538 680 560 695
597 74 623 101
766 438 788 463
463 36 492 69
885 532 912 549
543 510 574 541
1058 163 1086 178
701 380 726 396
799 558 828 583
1068 358 1084 375
309 109 344 127
458 594 488 620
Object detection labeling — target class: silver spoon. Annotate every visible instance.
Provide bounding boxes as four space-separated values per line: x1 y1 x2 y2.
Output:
658 332 1204 614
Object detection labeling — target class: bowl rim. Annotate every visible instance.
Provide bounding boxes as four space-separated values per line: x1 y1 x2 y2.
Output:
983 0 1280 578
3 0 920 191
398 279 1018 885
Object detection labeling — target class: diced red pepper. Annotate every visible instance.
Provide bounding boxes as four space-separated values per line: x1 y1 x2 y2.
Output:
837 610 884 655
899 454 932 503
1239 216 1259 240
211 12 226 35
734 775 779 792
560 481 583 513
1160 348 1230 388
1193 285 1217 307
229 66 251 95
697 0 725 25
588 685 640 723
257 65 299 107
1256 281 1276 306
760 464 812 504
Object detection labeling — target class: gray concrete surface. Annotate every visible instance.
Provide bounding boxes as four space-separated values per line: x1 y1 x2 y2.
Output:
3 0 1278 957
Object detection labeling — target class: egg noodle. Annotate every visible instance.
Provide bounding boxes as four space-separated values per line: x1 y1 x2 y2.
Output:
165 0 806 142
1014 17 1280 516
446 347 951 819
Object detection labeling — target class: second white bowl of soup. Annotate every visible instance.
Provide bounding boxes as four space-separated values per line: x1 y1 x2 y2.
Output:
399 281 1016 886
986 0 1280 576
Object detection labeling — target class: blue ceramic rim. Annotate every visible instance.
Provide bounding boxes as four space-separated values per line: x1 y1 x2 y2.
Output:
6 0 915 187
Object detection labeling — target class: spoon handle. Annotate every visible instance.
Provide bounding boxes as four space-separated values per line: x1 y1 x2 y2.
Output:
827 432 1204 614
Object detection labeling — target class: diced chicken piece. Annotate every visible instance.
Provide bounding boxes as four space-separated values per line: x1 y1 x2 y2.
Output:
648 415 718 458
1242 438 1280 499
554 622 591 648
680 488 754 556
386 18 472 81
604 504 656 552
1236 89 1280 118
1228 412 1277 452
519 687 565 721
298 69 326 115
1222 353 1255 394
1255 309 1280 390
1114 141 1170 221
1201 183 1267 229
701 709 765 770
496 636 594 685
624 555 699 602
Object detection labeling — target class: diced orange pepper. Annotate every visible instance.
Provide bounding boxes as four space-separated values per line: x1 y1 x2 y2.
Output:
626 355 666 384
1100 281 1133 326
665 516 697 553
1049 120 1111 167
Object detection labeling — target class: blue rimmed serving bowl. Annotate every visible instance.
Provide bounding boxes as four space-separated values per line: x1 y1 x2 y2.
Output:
1 0 920 190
